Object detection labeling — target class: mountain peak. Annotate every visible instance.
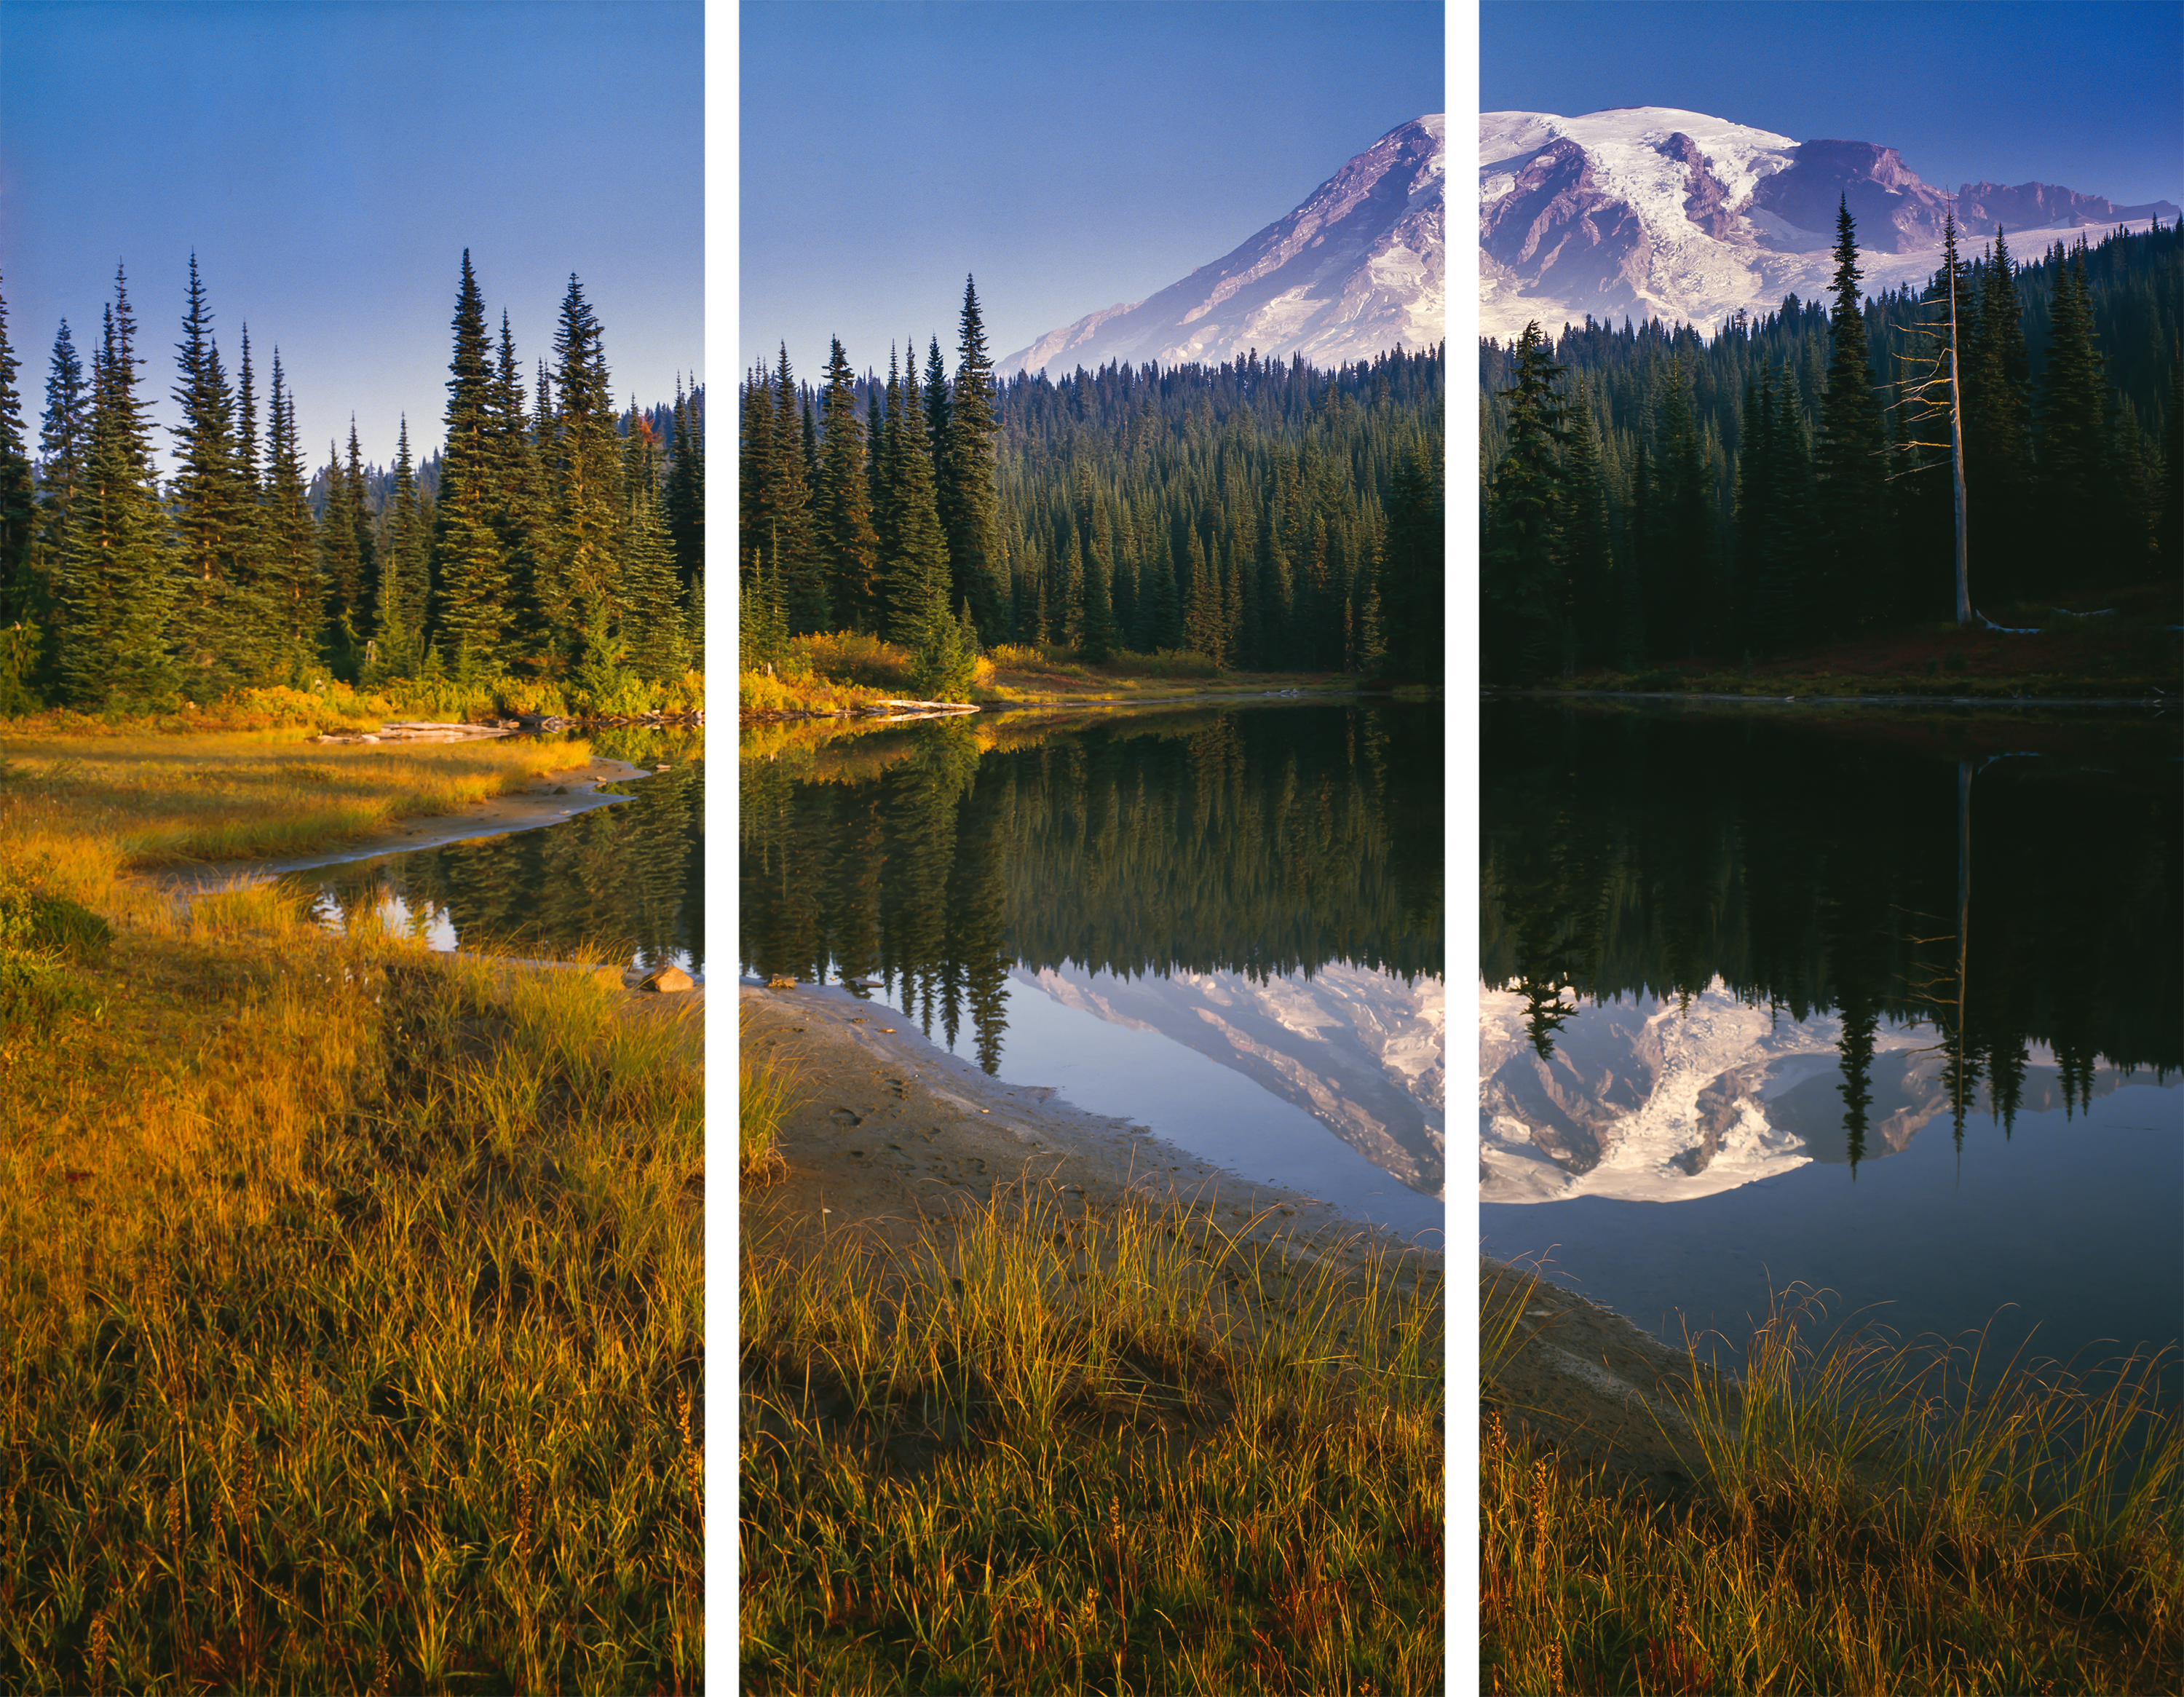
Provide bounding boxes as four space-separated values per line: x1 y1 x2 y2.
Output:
999 115 1445 379
1481 107 2178 340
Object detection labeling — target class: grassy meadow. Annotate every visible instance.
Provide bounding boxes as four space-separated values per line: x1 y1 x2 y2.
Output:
1481 1265 2183 1695
0 724 703 1691
739 1120 1445 1696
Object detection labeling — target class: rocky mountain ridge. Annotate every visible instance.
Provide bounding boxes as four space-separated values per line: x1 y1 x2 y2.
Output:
1000 114 1445 379
1480 106 2178 340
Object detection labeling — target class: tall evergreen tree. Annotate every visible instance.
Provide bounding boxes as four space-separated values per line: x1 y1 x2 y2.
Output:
766 344 826 633
943 276 1006 638
1481 322 1566 681
815 336 880 632
429 251 508 674
665 375 704 596
0 279 33 633
54 269 177 707
2035 243 2112 585
1562 377 1614 671
260 351 323 677
548 274 628 664
29 319 89 646
881 344 952 651
320 433 365 671
370 415 428 679
486 312 550 662
620 408 685 682
1815 198 1891 633
168 256 258 684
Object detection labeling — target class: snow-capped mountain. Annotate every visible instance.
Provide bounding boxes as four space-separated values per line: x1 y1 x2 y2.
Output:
999 114 1445 379
1480 982 2156 1205
1480 107 2179 341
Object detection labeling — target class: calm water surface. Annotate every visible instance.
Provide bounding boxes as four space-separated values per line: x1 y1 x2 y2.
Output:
1480 699 2181 1392
740 703 1445 1243
282 729 705 979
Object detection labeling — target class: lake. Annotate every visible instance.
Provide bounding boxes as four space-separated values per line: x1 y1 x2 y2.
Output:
282 728 705 980
1479 698 2182 1396
739 702 1446 1244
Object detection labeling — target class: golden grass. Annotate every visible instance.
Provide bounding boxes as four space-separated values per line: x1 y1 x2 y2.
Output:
0 729 702 1690
1480 1277 2184 1695
741 1184 1444 1693
0 728 593 877
739 1046 796 1185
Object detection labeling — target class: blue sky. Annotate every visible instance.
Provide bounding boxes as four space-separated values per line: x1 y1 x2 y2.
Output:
739 0 1447 389
1481 1 2182 209
2 0 703 476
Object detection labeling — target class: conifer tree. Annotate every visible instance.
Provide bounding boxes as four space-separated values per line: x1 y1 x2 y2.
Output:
548 274 628 666
665 375 703 595
1562 379 1614 671
1816 198 1891 633
260 352 323 678
30 320 89 646
55 269 177 707
429 253 507 672
2161 338 2183 580
739 357 777 645
880 344 952 652
0 280 33 633
1963 229 2033 600
370 416 428 680
764 344 825 632
485 313 550 660
815 336 880 632
922 336 951 475
1182 526 1224 663
1079 509 1127 664
1481 323 1565 681
168 256 258 684
320 435 365 673
2035 244 2111 582
943 277 1005 638
620 409 684 682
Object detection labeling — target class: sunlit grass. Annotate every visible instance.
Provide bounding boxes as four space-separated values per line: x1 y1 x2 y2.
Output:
741 1184 1444 1693
738 1048 796 1186
0 729 702 1690
0 728 593 874
1479 1273 2184 1694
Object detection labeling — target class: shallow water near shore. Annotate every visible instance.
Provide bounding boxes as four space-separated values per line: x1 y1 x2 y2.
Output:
283 729 705 979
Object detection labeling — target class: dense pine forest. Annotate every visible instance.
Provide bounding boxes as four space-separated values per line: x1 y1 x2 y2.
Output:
1481 215 2182 681
0 255 703 716
740 277 1447 689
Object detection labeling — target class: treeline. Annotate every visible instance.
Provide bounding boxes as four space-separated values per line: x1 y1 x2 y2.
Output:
0 254 704 713
1481 215 2183 679
740 276 1447 684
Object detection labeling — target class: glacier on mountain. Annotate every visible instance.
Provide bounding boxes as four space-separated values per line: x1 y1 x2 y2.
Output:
1000 114 1446 379
1479 106 2177 341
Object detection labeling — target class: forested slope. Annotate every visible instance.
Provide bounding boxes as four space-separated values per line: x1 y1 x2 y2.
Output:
1480 217 2180 680
741 278 1447 684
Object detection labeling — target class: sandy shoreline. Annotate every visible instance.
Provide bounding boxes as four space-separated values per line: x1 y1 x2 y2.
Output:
740 978 1443 1299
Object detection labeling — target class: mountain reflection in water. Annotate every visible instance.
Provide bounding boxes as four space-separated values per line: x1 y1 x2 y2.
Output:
740 704 1444 1222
